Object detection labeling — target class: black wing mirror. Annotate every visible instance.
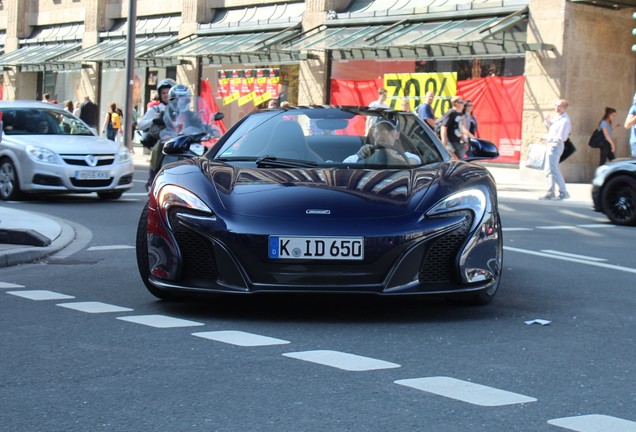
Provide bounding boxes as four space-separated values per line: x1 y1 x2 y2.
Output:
465 138 499 161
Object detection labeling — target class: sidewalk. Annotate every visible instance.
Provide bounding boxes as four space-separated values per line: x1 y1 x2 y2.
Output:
0 156 593 268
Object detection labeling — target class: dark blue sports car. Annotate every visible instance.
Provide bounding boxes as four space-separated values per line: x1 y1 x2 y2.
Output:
136 106 503 305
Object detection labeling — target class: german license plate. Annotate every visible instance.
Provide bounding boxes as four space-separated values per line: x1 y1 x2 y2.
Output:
75 170 110 180
269 236 364 260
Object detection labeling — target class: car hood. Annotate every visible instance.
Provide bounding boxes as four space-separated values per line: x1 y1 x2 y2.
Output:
204 164 441 218
4 134 121 154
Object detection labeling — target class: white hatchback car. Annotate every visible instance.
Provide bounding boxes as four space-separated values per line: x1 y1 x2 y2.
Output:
0 101 134 200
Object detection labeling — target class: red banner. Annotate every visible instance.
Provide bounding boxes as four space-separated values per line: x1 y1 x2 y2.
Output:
200 79 227 134
330 76 525 164
457 76 524 164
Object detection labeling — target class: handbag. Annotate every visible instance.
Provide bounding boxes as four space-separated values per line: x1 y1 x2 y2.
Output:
588 128 604 148
559 138 576 163
525 143 546 170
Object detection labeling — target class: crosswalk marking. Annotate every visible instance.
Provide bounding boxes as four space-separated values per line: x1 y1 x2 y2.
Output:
192 330 290 346
87 245 134 251
394 377 537 407
0 282 25 289
548 414 636 431
116 314 204 328
57 301 133 314
283 350 400 371
6 290 75 300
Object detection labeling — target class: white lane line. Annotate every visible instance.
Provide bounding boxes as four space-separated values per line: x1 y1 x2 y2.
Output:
282 350 400 371
536 225 578 230
117 314 204 328
394 377 537 407
57 302 133 314
6 290 75 301
0 282 25 289
540 250 608 262
503 228 533 232
577 224 616 229
192 330 290 347
86 245 134 251
504 246 636 274
548 414 636 431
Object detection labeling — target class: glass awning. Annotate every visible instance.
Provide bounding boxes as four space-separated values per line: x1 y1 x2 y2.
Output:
154 25 302 65
0 43 81 71
58 36 181 68
283 8 528 60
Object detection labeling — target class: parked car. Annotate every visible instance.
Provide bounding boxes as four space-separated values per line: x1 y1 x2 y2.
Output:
592 157 636 226
0 101 134 200
136 106 503 305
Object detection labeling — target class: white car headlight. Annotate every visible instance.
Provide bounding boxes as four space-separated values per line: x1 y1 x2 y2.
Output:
116 146 132 163
156 184 212 214
426 188 487 220
26 145 61 165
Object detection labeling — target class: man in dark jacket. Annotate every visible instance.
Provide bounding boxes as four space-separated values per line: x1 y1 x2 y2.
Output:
79 96 99 130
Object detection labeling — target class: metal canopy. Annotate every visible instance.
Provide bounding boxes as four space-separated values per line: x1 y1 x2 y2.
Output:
154 24 302 65
0 43 82 71
283 7 528 60
59 36 181 68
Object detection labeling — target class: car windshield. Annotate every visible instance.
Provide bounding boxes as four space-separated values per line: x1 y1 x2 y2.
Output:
213 108 444 168
1 107 94 136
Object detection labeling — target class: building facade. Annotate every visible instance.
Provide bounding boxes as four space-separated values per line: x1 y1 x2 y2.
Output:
0 0 634 182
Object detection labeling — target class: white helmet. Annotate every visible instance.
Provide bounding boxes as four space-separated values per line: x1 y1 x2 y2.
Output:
168 84 191 113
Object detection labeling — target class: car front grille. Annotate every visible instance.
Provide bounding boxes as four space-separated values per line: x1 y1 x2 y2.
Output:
70 179 113 187
419 210 474 283
168 208 218 282
62 155 115 167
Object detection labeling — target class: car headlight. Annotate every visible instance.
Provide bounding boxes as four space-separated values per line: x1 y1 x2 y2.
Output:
426 188 487 220
116 146 131 163
592 165 610 187
26 145 61 165
156 184 213 217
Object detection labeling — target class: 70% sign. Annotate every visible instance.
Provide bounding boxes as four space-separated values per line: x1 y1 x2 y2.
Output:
384 72 457 116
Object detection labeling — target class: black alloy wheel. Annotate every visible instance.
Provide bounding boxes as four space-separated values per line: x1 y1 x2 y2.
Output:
601 175 636 226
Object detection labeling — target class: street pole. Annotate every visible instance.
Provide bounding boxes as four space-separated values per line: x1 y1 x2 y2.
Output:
124 0 137 152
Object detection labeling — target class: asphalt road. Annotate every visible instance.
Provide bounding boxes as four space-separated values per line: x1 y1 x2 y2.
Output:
1 167 635 432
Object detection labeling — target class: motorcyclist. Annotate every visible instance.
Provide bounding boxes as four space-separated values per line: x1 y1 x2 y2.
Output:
137 78 176 191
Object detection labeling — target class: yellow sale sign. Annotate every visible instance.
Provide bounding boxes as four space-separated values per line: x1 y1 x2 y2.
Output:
384 72 457 117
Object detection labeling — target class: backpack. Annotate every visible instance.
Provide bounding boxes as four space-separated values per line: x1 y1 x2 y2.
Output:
110 110 121 129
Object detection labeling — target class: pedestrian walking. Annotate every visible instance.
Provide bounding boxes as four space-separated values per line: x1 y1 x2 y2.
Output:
366 88 389 132
540 99 571 200
73 101 81 117
79 96 99 131
64 100 74 114
102 102 123 141
416 91 436 129
440 96 467 159
597 107 617 165
623 92 636 157
462 100 479 139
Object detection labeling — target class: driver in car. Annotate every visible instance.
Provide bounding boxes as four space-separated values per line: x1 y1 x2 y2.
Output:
343 119 421 165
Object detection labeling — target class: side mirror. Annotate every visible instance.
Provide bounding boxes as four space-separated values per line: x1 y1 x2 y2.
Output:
214 112 224 121
465 138 499 161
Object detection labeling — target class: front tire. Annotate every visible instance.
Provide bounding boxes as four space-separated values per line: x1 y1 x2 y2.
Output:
0 158 22 201
135 202 180 300
601 175 636 226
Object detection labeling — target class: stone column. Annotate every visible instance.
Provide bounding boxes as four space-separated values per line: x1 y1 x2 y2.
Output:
298 0 351 105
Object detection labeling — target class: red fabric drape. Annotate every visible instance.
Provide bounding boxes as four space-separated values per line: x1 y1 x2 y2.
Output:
330 76 525 164
457 76 525 164
200 79 227 134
